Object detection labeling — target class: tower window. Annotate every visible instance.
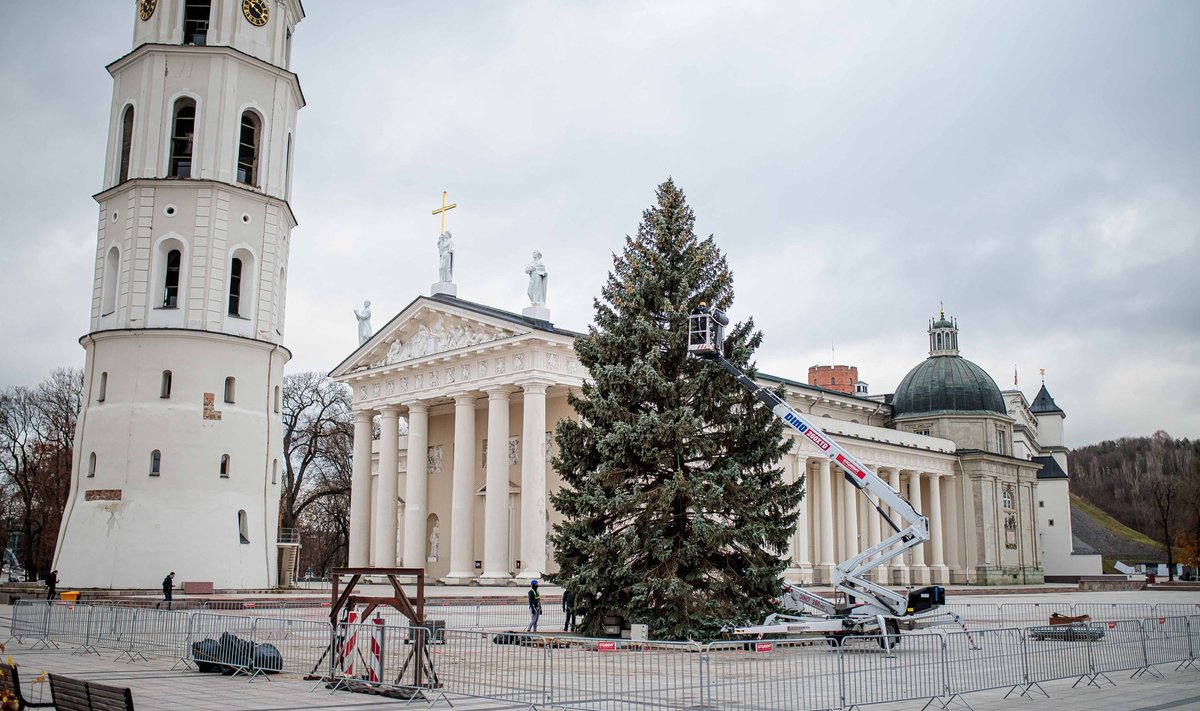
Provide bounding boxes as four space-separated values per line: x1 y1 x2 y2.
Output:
160 370 173 398
102 246 120 316
273 385 281 413
237 111 261 187
183 1 211 45
238 509 250 544
163 249 181 308
996 430 1007 456
150 449 162 476
1002 487 1014 510
228 257 243 316
88 452 96 478
224 376 236 404
1039 501 1045 508
97 372 108 402
1048 519 1055 527
169 99 196 178
118 105 134 183
220 454 230 478
271 459 279 485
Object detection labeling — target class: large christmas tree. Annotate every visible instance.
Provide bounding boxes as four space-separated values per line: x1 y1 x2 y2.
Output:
550 179 804 640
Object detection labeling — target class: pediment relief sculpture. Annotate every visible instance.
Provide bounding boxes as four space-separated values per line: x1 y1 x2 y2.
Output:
371 314 513 368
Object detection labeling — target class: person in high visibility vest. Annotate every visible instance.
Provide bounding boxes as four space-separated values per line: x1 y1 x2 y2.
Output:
525 580 542 632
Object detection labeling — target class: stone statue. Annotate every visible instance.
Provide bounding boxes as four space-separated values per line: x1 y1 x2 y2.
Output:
354 300 372 345
428 524 440 561
525 250 548 307
438 231 455 283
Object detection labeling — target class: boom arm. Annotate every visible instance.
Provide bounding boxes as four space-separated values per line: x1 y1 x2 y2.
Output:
688 307 930 618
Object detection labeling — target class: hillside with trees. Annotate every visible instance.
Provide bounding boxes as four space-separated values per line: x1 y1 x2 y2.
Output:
1068 432 1200 578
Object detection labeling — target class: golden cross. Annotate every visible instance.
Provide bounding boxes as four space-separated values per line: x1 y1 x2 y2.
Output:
431 190 457 234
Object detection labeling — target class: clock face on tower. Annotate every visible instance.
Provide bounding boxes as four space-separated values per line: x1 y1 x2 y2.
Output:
138 0 157 21
242 0 270 27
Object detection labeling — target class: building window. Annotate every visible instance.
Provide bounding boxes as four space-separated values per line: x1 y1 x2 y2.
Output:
224 376 236 404
914 428 931 436
160 370 173 398
220 454 230 478
272 459 279 485
228 257 243 315
88 452 96 478
1002 487 1014 510
284 133 293 198
1048 519 1055 526
169 98 196 178
162 249 181 308
118 105 134 183
273 385 281 413
236 111 261 187
102 246 120 316
996 430 1006 456
238 510 250 544
97 372 108 402
150 449 162 476
1038 500 1045 508
183 1 210 45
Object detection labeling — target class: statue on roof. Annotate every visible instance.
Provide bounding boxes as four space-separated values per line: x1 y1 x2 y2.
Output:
354 300 372 345
438 231 455 283
525 250 548 307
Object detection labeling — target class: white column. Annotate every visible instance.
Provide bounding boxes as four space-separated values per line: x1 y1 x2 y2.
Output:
794 454 812 578
908 471 929 585
373 406 400 568
928 473 948 584
349 409 375 567
887 467 908 585
817 458 835 582
446 394 478 582
401 402 430 568
518 382 548 580
481 387 512 582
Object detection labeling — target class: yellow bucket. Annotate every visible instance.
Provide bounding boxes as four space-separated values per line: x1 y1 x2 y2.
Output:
60 591 80 603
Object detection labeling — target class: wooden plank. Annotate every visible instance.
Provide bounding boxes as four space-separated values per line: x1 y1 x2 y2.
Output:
88 681 135 711
48 674 91 711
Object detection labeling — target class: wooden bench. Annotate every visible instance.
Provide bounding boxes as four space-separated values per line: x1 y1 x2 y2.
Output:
47 674 135 711
0 661 54 709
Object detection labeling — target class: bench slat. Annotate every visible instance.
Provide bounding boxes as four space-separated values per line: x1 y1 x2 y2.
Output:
88 682 135 711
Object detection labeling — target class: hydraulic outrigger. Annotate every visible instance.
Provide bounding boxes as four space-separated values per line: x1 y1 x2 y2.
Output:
687 305 947 649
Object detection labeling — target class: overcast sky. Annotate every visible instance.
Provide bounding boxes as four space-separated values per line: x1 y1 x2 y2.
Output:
0 1 1196 447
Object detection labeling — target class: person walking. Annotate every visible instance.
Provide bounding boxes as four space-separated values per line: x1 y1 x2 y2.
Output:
45 570 58 601
562 587 577 632
524 580 542 633
156 571 175 609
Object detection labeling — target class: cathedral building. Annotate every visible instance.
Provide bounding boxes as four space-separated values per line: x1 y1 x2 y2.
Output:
54 0 305 589
336 258 1100 586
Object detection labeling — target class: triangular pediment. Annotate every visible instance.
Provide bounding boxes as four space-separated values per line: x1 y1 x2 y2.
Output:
331 296 528 377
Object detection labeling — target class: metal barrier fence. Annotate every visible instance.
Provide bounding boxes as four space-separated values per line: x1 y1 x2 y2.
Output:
7 600 1200 707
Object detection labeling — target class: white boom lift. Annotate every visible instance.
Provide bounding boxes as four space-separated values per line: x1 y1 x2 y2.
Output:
687 305 947 648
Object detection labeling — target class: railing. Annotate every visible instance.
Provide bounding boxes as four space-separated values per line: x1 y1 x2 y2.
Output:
6 599 1200 709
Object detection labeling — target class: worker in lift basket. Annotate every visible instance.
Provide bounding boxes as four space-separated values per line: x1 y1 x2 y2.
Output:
525 580 543 633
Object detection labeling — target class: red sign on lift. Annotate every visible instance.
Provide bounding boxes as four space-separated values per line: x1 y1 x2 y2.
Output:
755 642 774 653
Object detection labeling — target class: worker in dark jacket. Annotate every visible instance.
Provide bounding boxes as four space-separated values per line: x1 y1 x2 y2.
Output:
45 570 58 600
525 580 542 632
562 588 577 632
156 571 175 609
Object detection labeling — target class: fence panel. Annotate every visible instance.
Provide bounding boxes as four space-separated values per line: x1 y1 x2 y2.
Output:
1072 603 1154 622
252 617 334 676
944 627 1025 696
1022 625 1091 684
8 600 49 642
999 602 1073 627
544 636 701 710
707 639 840 711
1088 619 1145 677
46 603 92 649
841 633 944 707
1155 603 1200 619
88 605 138 654
943 603 1004 629
1142 616 1191 670
188 612 257 676
426 628 546 705
129 608 190 659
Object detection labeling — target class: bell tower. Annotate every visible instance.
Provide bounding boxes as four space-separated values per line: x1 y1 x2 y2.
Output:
54 0 305 589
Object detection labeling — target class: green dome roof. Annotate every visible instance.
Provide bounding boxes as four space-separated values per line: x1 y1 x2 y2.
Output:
892 355 1006 418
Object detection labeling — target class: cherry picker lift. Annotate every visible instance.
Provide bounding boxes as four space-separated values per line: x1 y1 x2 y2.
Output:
687 305 948 649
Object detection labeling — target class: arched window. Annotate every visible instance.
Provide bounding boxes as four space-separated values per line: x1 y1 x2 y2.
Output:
118 105 134 183
1002 487 1014 510
160 370 173 398
284 133 293 197
162 249 181 307
224 376 236 404
97 372 108 402
102 246 120 316
183 1 211 45
271 459 279 485
169 98 196 178
238 510 250 544
88 452 96 478
150 449 162 476
936 333 943 350
273 385 281 413
236 111 261 187
228 257 243 315
220 454 230 478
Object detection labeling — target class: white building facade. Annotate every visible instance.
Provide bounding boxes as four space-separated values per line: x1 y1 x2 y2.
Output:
54 0 305 589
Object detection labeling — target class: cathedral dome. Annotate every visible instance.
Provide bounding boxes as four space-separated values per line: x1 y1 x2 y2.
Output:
892 309 1006 419
892 355 1007 418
